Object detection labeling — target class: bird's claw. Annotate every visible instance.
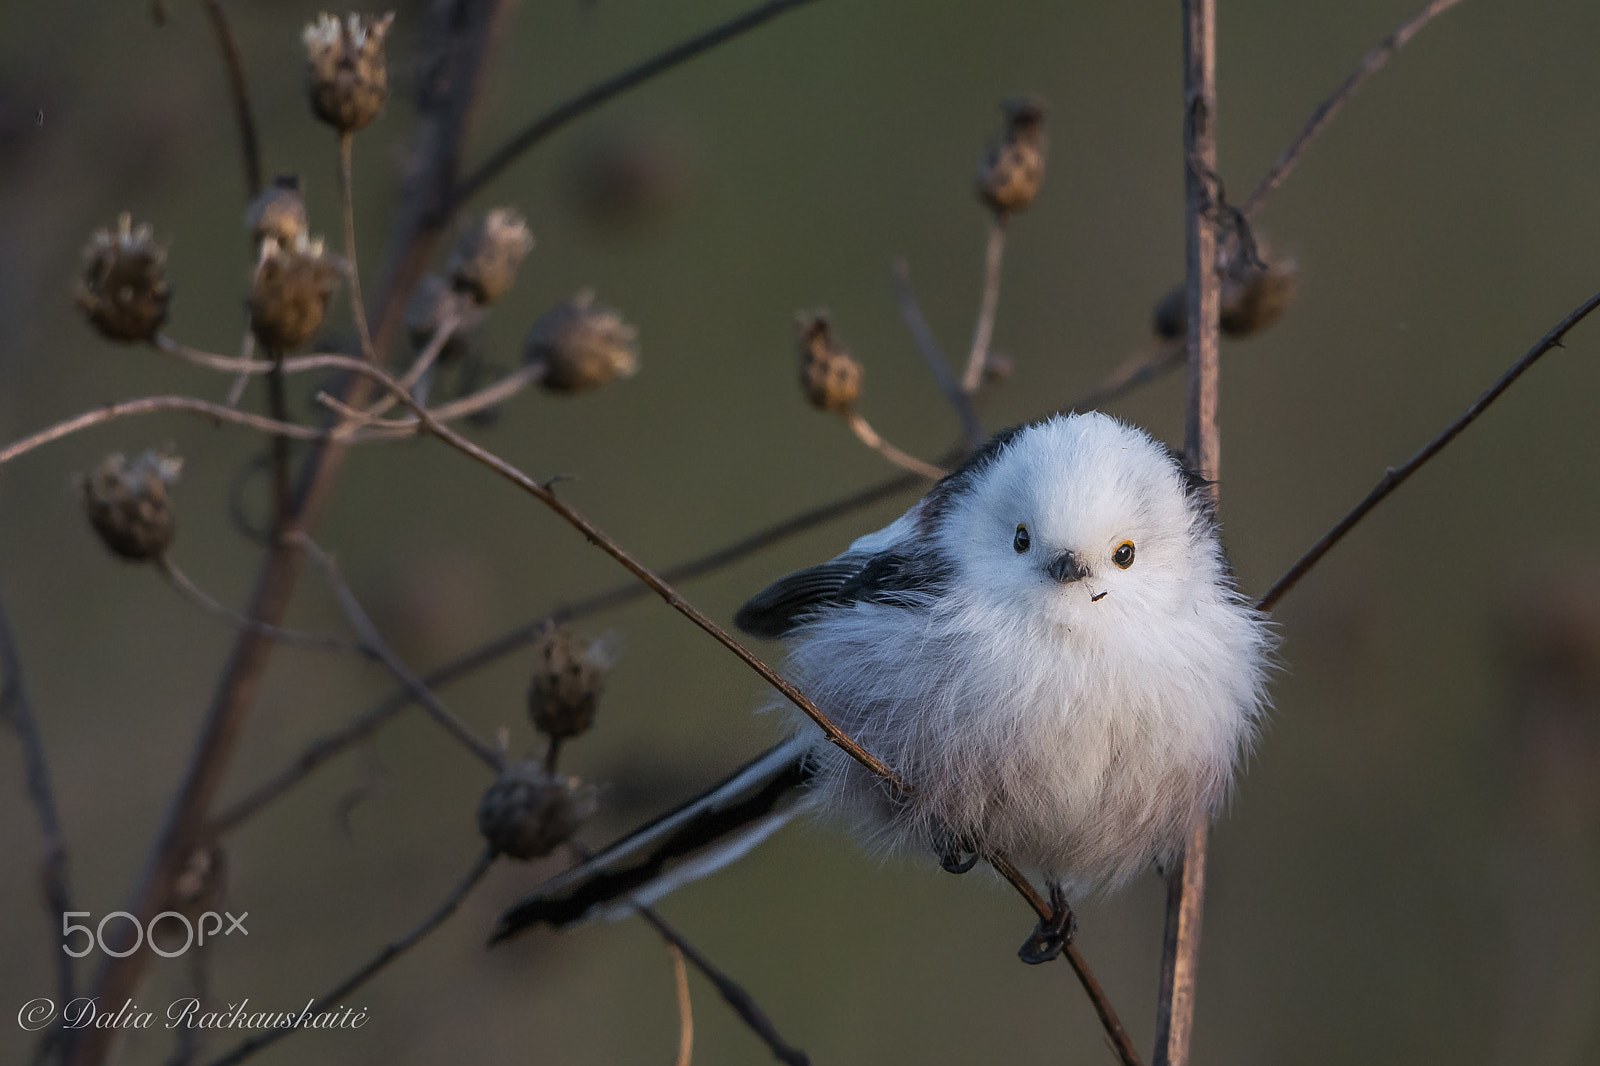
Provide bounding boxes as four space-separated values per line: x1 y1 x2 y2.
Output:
939 848 979 875
1017 885 1076 965
933 827 979 875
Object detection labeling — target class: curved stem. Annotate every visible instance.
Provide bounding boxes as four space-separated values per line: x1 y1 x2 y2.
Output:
961 218 1007 393
337 131 376 362
843 411 947 481
155 556 365 657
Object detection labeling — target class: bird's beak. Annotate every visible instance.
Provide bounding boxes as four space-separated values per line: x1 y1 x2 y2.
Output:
1046 550 1088 584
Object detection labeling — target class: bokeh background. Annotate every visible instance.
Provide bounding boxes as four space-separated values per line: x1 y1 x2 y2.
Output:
3 0 1600 1063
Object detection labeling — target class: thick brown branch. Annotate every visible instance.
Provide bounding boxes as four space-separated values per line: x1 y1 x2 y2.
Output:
1257 287 1600 612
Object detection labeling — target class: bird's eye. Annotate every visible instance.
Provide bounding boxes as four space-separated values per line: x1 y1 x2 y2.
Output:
1013 524 1031 554
1113 541 1136 569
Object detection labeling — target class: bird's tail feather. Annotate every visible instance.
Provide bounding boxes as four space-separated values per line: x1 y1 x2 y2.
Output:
491 736 816 943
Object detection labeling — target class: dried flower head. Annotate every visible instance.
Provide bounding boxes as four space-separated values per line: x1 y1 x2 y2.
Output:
447 209 535 305
405 273 478 362
528 626 617 742
796 312 863 414
246 175 308 246
477 761 598 860
249 234 343 350
74 213 171 343
976 97 1048 216
1152 240 1298 341
170 844 228 916
525 290 640 393
77 448 183 562
302 12 395 133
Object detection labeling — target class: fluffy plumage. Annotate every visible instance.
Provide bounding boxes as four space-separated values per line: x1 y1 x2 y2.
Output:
495 411 1272 938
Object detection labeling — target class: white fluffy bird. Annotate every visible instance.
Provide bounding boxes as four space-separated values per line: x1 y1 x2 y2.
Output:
494 412 1272 961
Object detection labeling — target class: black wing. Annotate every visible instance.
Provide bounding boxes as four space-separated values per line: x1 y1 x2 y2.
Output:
734 547 952 640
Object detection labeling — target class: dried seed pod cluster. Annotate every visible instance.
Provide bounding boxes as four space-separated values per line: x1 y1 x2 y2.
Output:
405 273 479 362
303 12 395 133
976 97 1048 217
477 761 599 860
249 234 344 350
246 176 309 246
525 290 640 393
447 209 536 306
527 626 615 743
1152 240 1298 341
77 448 183 562
74 214 171 344
796 312 863 414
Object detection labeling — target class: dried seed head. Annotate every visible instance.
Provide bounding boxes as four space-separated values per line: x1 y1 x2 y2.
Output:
77 447 183 562
976 97 1047 216
246 175 307 246
477 761 598 860
303 12 395 133
249 234 343 350
528 626 616 742
170 844 228 916
981 349 1015 385
1151 241 1298 340
796 312 862 414
405 273 478 362
74 213 171 343
447 208 535 305
525 290 640 393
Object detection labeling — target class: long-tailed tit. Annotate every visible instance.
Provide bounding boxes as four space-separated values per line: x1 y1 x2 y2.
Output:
494 411 1273 962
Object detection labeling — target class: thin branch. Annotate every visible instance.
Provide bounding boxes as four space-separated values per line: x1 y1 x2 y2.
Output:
337 131 377 362
202 846 499 1066
266 347 290 528
1241 0 1465 220
198 0 262 200
155 556 367 658
668 940 694 1066
290 534 502 770
961 219 1007 393
1059 338 1185 415
1156 5 1220 1065
0 590 76 1028
387 315 465 401
222 331 256 408
889 259 985 449
635 906 810 1066
1257 286 1600 613
448 0 822 212
843 412 946 481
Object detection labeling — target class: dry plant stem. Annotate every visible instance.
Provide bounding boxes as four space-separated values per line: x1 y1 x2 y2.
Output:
66 9 509 1059
199 0 262 199
291 534 502 770
337 131 377 362
202 847 499 1066
1257 286 1600 613
386 316 464 400
223 332 256 408
843 411 947 481
986 853 1142 1066
668 941 694 1066
0 592 76 1029
635 906 811 1066
890 259 986 449
447 0 824 212
266 346 290 527
1156 5 1220 1065
1063 339 1186 415
1241 0 1465 220
961 218 1007 394
155 556 367 658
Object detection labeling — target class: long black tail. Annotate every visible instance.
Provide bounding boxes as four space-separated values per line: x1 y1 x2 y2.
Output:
491 737 815 944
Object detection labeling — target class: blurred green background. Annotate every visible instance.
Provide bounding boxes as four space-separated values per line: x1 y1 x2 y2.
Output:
3 0 1600 1063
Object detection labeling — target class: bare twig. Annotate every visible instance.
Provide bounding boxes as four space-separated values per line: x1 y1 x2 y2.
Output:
266 346 291 527
0 591 76 1034
843 412 946 481
337 131 377 361
1059 338 1186 415
1257 287 1600 613
668 940 694 1066
635 907 810 1066
155 556 367 658
202 847 499 1066
290 534 502 770
961 219 1007 393
1241 0 1466 220
1156 5 1221 1065
198 0 262 200
222 332 256 408
889 259 985 449
447 0 824 213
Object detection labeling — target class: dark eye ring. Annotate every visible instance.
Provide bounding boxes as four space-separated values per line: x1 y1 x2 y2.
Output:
1013 524 1031 554
1113 541 1136 569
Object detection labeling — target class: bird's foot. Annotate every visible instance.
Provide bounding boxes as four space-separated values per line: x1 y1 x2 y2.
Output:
1017 883 1076 965
934 828 979 875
